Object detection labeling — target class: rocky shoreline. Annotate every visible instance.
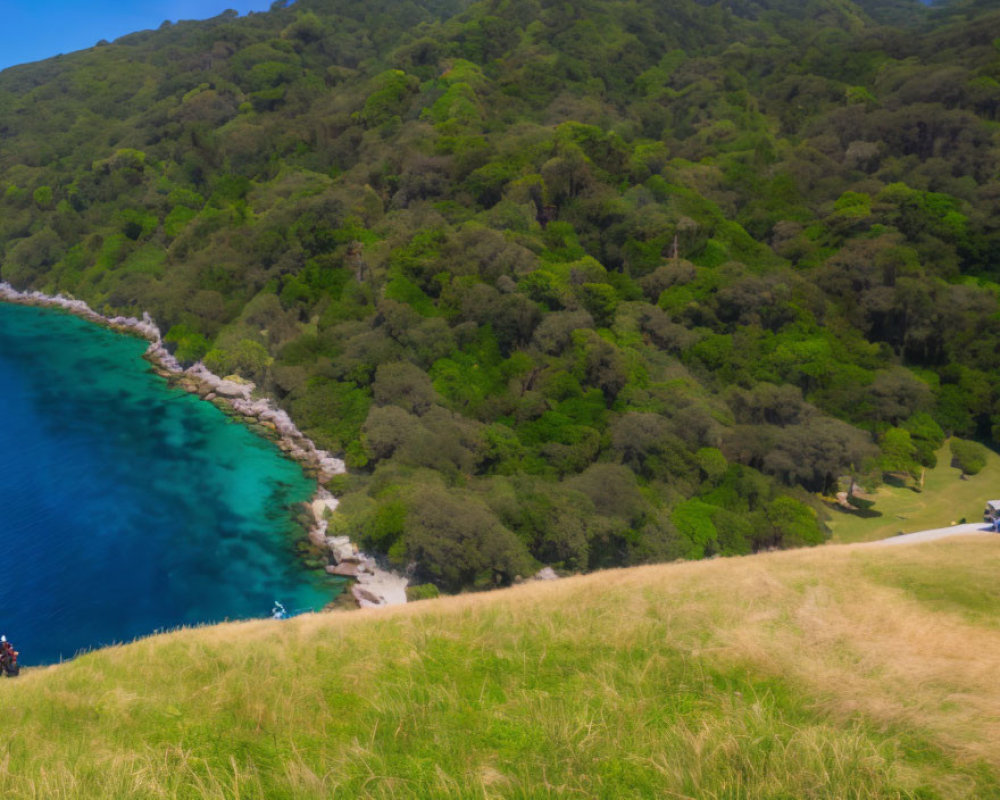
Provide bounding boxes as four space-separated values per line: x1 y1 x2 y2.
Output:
0 282 407 609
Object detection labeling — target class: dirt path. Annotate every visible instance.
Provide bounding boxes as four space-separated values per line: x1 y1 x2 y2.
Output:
866 521 995 547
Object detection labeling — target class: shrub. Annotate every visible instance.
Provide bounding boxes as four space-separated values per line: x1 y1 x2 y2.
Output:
950 438 988 476
164 324 209 364
405 583 440 601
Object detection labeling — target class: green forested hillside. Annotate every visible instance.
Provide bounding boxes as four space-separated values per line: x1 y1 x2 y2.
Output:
2 0 999 590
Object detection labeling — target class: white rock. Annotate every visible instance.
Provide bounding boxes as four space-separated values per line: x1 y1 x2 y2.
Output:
330 540 357 565
355 569 409 606
310 489 340 523
108 311 160 341
215 379 253 399
316 451 347 478
145 342 182 373
352 585 383 608
186 363 221 388
308 520 328 548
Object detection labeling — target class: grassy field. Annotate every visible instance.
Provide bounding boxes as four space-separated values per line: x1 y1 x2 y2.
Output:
1 538 999 798
826 443 1000 544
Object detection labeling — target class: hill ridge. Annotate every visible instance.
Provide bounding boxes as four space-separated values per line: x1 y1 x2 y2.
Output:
3 536 999 797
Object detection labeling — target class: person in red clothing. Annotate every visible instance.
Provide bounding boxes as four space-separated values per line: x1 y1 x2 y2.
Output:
0 635 19 677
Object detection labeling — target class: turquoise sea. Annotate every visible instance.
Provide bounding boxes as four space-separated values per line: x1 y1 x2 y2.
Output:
0 302 341 665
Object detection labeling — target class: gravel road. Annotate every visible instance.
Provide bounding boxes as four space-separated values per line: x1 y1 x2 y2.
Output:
867 522 995 547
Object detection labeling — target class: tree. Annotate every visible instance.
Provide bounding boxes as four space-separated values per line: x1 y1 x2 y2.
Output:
863 369 933 427
901 413 945 468
362 405 414 462
404 486 533 591
573 330 628 401
164 324 210 364
372 361 437 415
878 427 921 480
950 438 987 476
567 463 647 524
532 310 595 355
761 496 825 549
727 417 878 494
670 499 720 559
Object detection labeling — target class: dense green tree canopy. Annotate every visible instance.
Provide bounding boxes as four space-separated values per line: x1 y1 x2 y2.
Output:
2 0 999 589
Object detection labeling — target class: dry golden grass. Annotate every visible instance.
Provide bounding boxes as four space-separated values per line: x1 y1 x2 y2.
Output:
1 538 999 798
704 540 1000 767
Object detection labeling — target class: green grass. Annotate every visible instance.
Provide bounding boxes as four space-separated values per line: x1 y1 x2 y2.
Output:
827 442 1000 543
862 542 1000 628
2 540 1000 797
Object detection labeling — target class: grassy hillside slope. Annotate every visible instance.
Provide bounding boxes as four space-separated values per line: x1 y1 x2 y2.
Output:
2 538 999 798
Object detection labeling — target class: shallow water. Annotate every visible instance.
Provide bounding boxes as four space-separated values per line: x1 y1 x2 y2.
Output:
0 303 341 665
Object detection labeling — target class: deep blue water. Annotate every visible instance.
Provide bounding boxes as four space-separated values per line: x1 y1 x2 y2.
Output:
0 303 341 665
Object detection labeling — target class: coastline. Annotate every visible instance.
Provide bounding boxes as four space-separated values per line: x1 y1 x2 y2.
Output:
0 282 407 608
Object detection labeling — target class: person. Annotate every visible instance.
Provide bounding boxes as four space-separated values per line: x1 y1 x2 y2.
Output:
271 601 287 620
0 635 19 677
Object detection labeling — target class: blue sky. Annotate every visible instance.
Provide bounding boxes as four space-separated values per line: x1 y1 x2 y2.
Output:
0 1 276 71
